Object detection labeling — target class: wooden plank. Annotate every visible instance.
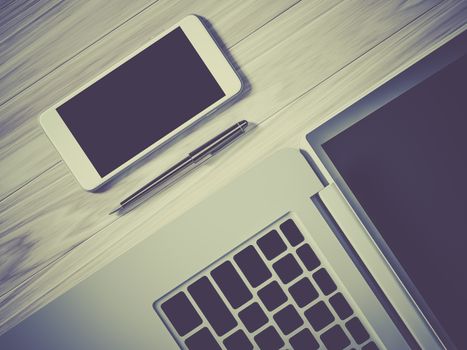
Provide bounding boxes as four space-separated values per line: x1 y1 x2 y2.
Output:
0 1 62 44
0 0 300 200
0 0 442 324
0 0 305 291
0 0 159 106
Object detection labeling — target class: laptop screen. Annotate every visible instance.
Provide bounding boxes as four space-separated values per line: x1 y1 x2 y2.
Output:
322 54 466 348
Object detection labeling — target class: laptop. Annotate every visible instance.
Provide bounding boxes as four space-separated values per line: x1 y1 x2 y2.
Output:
1 29 465 350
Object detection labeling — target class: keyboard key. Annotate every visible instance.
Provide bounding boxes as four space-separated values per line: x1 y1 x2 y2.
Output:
362 341 379 350
211 261 252 309
160 291 202 336
280 219 304 246
289 328 319 350
254 326 285 350
329 293 353 320
305 301 335 331
346 317 370 344
257 230 287 260
238 302 268 332
257 281 288 311
188 277 237 336
273 304 303 335
185 327 221 350
288 277 318 308
296 244 320 271
223 330 253 350
234 245 272 287
320 325 351 350
273 254 303 284
313 268 337 295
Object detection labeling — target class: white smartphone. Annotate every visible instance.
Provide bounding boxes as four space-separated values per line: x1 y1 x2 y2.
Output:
40 15 242 191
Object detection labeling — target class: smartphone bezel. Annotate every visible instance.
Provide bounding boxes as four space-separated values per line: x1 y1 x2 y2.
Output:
40 15 242 191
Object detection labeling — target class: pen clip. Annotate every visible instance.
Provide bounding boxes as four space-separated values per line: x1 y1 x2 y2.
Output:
207 130 243 156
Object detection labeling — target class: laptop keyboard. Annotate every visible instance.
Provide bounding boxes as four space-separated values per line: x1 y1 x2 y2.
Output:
154 216 380 350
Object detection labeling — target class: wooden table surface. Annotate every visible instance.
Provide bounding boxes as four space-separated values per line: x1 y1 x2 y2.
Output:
1 0 465 335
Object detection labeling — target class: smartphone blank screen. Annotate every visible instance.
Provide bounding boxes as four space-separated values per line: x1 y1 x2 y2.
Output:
57 27 225 177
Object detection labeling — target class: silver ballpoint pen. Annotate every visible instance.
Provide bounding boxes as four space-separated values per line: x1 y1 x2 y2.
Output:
109 120 250 214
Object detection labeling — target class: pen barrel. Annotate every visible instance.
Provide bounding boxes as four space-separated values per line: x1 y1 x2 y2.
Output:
117 120 249 211
189 120 248 162
120 156 192 207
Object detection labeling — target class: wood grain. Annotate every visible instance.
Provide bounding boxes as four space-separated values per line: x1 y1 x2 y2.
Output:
0 0 158 106
0 0 300 199
0 0 60 42
0 0 443 318
1 0 465 336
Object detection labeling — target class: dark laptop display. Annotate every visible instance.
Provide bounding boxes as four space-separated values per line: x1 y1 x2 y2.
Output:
322 53 467 348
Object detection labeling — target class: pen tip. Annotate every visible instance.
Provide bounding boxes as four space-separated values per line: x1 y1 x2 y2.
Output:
109 206 121 215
